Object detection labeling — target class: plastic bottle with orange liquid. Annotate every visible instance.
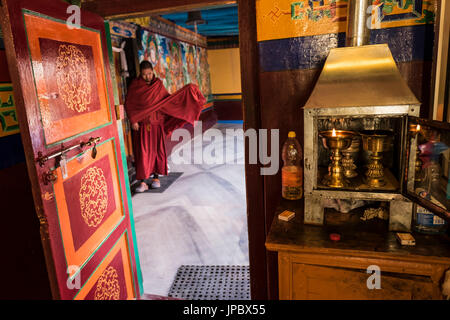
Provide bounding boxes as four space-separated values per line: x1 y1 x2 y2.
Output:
281 131 303 200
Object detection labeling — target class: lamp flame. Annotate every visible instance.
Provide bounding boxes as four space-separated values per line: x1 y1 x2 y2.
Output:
417 124 420 131
332 128 336 137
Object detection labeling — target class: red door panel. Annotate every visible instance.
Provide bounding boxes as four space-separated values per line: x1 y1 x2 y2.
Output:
52 139 126 274
0 0 141 299
23 12 112 146
74 231 135 300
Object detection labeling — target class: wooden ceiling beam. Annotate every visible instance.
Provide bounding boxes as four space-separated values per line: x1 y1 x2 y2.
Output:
82 0 236 20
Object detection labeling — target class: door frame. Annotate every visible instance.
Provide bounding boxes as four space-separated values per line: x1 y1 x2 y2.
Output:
86 0 268 300
89 0 267 299
236 0 267 300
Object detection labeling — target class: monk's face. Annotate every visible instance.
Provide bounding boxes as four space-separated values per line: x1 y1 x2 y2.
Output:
141 68 154 84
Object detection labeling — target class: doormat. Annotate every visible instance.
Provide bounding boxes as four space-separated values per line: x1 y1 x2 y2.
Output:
132 172 183 194
168 265 250 300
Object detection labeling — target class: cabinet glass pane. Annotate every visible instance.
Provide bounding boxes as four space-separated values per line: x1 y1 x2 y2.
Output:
405 117 450 221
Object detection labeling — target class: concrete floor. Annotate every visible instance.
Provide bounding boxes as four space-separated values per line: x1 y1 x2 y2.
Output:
131 122 249 295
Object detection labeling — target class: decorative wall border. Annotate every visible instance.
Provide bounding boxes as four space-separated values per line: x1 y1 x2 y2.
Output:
126 16 207 48
109 20 137 39
256 0 436 42
259 24 434 72
207 36 239 49
0 83 19 137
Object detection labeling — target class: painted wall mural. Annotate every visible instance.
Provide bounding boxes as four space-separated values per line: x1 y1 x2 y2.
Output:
138 29 212 100
256 0 436 41
0 83 19 137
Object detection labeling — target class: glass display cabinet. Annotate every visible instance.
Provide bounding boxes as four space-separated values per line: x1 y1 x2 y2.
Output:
303 44 450 232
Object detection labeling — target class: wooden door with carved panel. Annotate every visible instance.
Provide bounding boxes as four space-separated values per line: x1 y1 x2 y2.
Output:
0 0 142 299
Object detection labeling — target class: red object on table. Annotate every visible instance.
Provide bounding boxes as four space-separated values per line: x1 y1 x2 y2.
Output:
330 233 341 241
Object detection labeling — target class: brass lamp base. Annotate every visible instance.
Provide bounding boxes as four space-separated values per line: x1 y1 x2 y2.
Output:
322 174 350 188
342 159 358 178
342 136 360 179
366 152 385 187
366 176 385 188
361 130 392 189
320 130 356 188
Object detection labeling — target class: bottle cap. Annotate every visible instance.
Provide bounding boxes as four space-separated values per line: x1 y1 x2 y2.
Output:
288 131 296 138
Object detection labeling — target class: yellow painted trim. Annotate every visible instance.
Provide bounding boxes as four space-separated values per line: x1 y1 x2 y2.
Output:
213 94 242 100
207 48 242 95
434 0 450 121
256 0 436 42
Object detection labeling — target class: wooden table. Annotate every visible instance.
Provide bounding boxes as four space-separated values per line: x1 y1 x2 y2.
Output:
265 199 450 300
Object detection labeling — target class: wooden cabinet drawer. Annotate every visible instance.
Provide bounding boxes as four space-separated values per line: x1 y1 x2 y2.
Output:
291 263 434 300
278 252 449 300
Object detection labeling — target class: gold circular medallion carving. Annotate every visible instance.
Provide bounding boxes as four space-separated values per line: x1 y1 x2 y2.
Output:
79 166 108 228
56 44 92 113
94 266 120 300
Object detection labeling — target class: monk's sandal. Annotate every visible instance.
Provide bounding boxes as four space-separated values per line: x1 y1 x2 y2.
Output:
135 182 149 193
151 179 161 189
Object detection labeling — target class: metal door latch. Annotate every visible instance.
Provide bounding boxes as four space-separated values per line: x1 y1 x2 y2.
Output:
42 170 57 185
36 136 101 167
37 137 101 184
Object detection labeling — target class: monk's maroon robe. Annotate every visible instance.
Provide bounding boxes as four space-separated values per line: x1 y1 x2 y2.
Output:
125 77 205 180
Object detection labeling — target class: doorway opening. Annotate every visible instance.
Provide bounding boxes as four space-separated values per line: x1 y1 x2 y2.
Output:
111 3 249 298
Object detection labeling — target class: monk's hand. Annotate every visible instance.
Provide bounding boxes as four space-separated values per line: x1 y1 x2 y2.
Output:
132 123 139 131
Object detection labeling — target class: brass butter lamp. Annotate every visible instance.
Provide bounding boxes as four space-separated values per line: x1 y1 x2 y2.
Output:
360 130 393 188
409 124 423 183
320 129 357 188
342 136 360 178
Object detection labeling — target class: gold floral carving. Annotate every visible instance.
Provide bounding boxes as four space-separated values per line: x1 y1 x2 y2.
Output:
94 266 120 300
56 44 91 113
79 166 108 227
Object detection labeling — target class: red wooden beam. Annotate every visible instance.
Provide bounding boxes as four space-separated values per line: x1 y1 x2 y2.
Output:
82 0 236 19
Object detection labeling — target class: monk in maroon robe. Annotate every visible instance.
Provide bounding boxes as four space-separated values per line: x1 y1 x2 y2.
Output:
125 61 206 192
